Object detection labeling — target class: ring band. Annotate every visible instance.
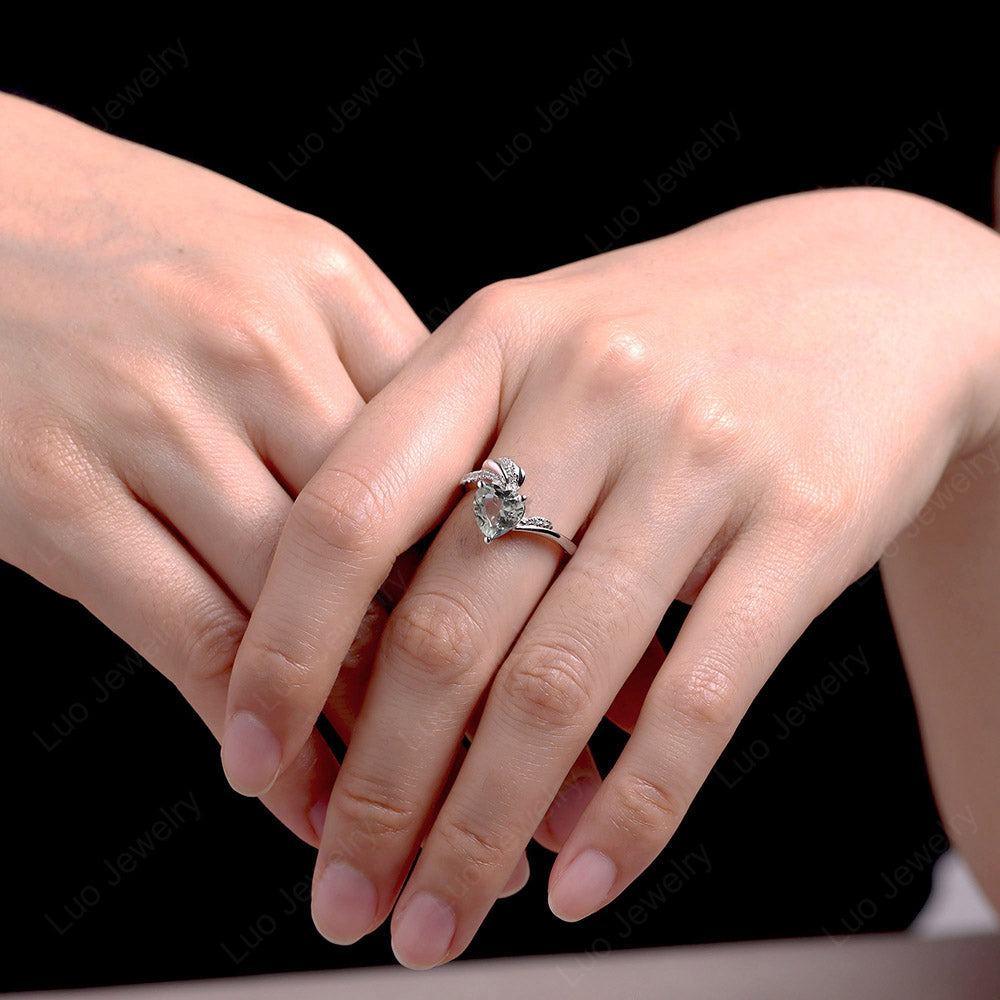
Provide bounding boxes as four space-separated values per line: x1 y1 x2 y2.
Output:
460 457 578 556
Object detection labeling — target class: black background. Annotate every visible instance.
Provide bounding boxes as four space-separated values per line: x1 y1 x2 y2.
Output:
3 28 997 992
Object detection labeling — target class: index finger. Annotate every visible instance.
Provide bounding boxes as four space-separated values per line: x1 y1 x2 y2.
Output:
221 316 502 796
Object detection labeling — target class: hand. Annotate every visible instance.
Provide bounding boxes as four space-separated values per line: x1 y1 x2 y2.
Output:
227 186 1000 965
0 92 426 846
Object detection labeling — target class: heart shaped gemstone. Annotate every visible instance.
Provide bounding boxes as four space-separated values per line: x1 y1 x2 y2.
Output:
473 484 525 542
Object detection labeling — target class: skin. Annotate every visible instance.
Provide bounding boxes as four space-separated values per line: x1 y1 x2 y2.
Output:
223 186 1000 968
0 90 585 891
0 90 430 848
5 88 999 969
878 174 1000 909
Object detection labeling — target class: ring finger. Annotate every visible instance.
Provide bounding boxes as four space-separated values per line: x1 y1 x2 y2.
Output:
388 470 729 968
311 401 608 944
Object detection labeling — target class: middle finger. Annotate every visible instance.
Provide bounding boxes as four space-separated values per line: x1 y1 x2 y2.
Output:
389 468 728 968
311 405 606 944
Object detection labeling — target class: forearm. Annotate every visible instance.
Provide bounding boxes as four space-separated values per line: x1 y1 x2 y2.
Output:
881 181 1000 907
881 437 1000 909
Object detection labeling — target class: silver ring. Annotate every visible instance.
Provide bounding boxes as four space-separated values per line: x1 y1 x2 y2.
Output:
460 457 577 556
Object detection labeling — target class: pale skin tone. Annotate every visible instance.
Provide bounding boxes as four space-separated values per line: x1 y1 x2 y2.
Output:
0 89 576 890
879 159 1000 907
0 91 425 849
3 91 998 970
224 186 1000 968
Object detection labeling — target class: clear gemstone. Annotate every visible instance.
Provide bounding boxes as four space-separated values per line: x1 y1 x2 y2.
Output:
473 485 524 541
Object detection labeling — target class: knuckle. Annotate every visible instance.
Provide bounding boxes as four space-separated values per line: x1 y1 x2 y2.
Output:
291 214 368 286
774 473 857 536
576 319 659 398
139 255 313 390
293 467 387 561
4 412 100 523
381 590 484 689
437 813 508 873
176 606 246 691
612 772 685 836
182 278 297 375
464 277 530 319
664 657 741 731
122 372 201 450
498 640 593 729
333 772 415 841
675 387 746 463
456 278 537 346
560 557 651 633
233 634 311 715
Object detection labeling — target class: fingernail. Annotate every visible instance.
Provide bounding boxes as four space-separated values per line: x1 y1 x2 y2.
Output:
498 853 530 899
391 892 456 970
544 777 600 847
309 796 329 841
548 849 617 922
313 860 378 945
221 712 281 796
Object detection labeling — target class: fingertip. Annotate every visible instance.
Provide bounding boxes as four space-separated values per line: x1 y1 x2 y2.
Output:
548 849 617 923
391 892 456 970
539 774 601 849
221 711 282 796
312 859 379 946
308 795 330 842
497 852 530 899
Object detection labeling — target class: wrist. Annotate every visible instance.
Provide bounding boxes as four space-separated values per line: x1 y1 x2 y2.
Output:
830 186 1000 466
956 231 1000 460
909 193 1000 462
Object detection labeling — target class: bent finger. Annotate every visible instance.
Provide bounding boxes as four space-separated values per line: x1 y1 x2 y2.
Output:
222 321 501 798
39 485 341 847
548 532 838 922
